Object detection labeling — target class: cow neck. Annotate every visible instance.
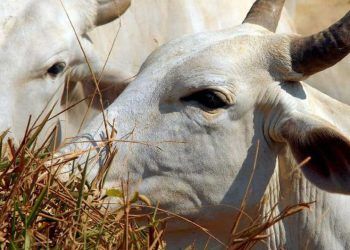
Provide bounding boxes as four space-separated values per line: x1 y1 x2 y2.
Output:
262 83 350 249
266 148 350 250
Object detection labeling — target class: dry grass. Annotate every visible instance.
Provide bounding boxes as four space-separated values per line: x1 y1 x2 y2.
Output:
0 111 312 249
0 109 167 249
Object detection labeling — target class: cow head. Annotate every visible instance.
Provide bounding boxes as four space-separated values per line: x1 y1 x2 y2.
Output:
61 0 350 225
0 0 130 142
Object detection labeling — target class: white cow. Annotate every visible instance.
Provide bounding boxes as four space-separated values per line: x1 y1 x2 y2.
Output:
2 0 347 147
0 0 297 147
71 0 297 131
61 0 350 249
0 0 130 143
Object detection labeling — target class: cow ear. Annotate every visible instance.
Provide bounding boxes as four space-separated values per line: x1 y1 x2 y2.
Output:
80 70 132 110
95 0 131 26
279 114 350 194
66 64 133 110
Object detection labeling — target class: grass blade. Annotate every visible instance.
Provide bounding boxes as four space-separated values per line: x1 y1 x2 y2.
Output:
27 103 56 149
27 185 48 227
76 150 90 221
24 226 31 250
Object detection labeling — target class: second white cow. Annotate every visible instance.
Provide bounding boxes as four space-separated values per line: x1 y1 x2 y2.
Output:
0 0 130 143
61 0 350 249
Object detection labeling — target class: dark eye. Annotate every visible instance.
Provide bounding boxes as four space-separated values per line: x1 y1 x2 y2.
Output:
47 62 66 76
181 90 228 110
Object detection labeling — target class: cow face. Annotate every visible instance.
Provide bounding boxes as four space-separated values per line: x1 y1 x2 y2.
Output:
61 1 350 224
60 26 298 217
0 0 130 141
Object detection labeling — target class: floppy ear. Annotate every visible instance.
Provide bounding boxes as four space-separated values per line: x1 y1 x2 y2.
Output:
279 113 350 194
95 0 131 26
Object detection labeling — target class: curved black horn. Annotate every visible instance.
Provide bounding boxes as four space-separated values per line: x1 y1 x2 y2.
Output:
243 0 285 32
290 11 350 77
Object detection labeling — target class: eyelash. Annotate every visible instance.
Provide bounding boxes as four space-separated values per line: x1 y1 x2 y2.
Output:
181 89 228 110
47 62 66 76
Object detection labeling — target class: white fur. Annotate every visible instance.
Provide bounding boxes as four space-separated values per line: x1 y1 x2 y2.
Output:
63 20 350 250
0 0 120 143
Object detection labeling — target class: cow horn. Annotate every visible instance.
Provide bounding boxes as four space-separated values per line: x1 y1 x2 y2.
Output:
95 0 131 26
243 0 285 32
290 11 350 77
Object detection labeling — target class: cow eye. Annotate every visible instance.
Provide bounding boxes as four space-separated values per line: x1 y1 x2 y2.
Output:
47 62 66 76
181 90 228 110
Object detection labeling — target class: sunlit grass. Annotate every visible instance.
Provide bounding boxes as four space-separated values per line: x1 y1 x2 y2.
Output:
0 110 311 249
0 110 166 249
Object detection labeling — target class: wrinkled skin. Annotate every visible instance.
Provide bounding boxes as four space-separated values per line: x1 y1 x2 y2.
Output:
62 19 350 249
0 0 129 143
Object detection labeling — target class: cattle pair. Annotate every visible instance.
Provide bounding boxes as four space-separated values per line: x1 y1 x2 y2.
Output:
2 0 350 249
